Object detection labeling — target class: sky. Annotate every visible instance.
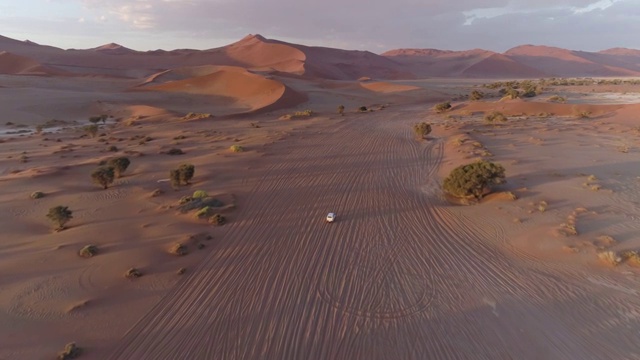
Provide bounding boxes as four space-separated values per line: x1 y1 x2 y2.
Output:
1 0 639 53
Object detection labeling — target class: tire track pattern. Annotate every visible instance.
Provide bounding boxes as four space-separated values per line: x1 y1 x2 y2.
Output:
110 111 640 360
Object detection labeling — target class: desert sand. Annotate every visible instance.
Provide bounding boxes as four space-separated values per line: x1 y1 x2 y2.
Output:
1 34 640 360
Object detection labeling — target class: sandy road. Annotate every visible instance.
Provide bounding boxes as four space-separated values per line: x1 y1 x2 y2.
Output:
110 109 640 360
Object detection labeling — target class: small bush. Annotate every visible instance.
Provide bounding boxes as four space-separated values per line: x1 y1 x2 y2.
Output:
192 190 208 198
195 206 213 218
358 106 368 112
177 267 187 275
125 268 142 278
548 95 566 103
230 145 244 153
151 189 163 197
107 145 118 152
294 110 313 117
470 90 484 101
169 164 195 187
58 342 81 360
84 124 99 138
107 157 130 178
167 148 184 155
169 243 188 256
47 206 73 231
503 89 520 100
30 191 45 199
79 245 98 258
484 111 508 123
413 122 432 139
208 213 226 226
91 166 115 189
338 105 345 115
443 160 506 200
434 102 452 113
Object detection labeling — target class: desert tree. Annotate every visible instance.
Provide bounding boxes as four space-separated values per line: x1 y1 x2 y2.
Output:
107 157 131 178
91 166 115 189
413 122 432 139
443 160 506 200
47 205 73 231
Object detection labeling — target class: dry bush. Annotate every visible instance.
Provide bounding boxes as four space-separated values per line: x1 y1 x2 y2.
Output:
177 268 187 275
434 102 452 113
208 213 226 226
443 161 506 200
91 166 115 189
548 95 566 103
169 243 188 256
412 122 432 139
182 112 212 121
58 342 81 360
166 148 185 155
125 268 142 279
230 145 244 152
30 191 45 199
484 111 508 123
537 201 548 213
78 245 98 258
47 205 73 231
597 251 621 266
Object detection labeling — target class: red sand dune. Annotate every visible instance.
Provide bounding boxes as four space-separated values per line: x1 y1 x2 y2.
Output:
139 65 304 113
0 51 67 75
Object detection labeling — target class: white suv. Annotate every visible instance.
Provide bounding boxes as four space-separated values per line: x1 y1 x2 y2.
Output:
326 212 336 223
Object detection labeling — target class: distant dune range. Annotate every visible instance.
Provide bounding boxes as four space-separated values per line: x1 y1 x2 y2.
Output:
3 33 640 114
3 33 640 80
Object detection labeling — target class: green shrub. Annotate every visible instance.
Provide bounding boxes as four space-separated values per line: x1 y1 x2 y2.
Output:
107 157 130 178
230 145 244 153
443 160 506 200
192 190 208 198
79 245 98 258
484 111 508 123
30 191 45 199
208 213 226 226
413 122 432 139
47 206 73 231
58 342 81 360
91 166 115 189
434 102 452 113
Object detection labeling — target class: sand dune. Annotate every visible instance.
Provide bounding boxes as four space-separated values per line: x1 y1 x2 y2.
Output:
139 66 304 113
0 51 67 76
505 45 640 77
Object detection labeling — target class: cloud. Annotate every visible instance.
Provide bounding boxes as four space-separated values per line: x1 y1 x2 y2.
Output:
8 0 640 51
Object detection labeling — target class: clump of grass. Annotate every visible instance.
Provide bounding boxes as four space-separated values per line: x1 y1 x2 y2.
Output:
150 189 163 197
598 251 621 266
208 213 226 226
548 95 566 103
484 111 508 123
125 268 142 279
195 206 213 218
169 243 188 256
78 245 98 258
192 190 208 198
30 191 45 199
177 267 187 275
58 342 81 360
358 106 368 112
229 145 244 153
434 102 452 113
620 251 640 266
182 112 212 121
537 201 548 213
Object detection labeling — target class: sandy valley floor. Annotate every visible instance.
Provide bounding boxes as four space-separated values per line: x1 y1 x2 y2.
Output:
1 74 640 359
